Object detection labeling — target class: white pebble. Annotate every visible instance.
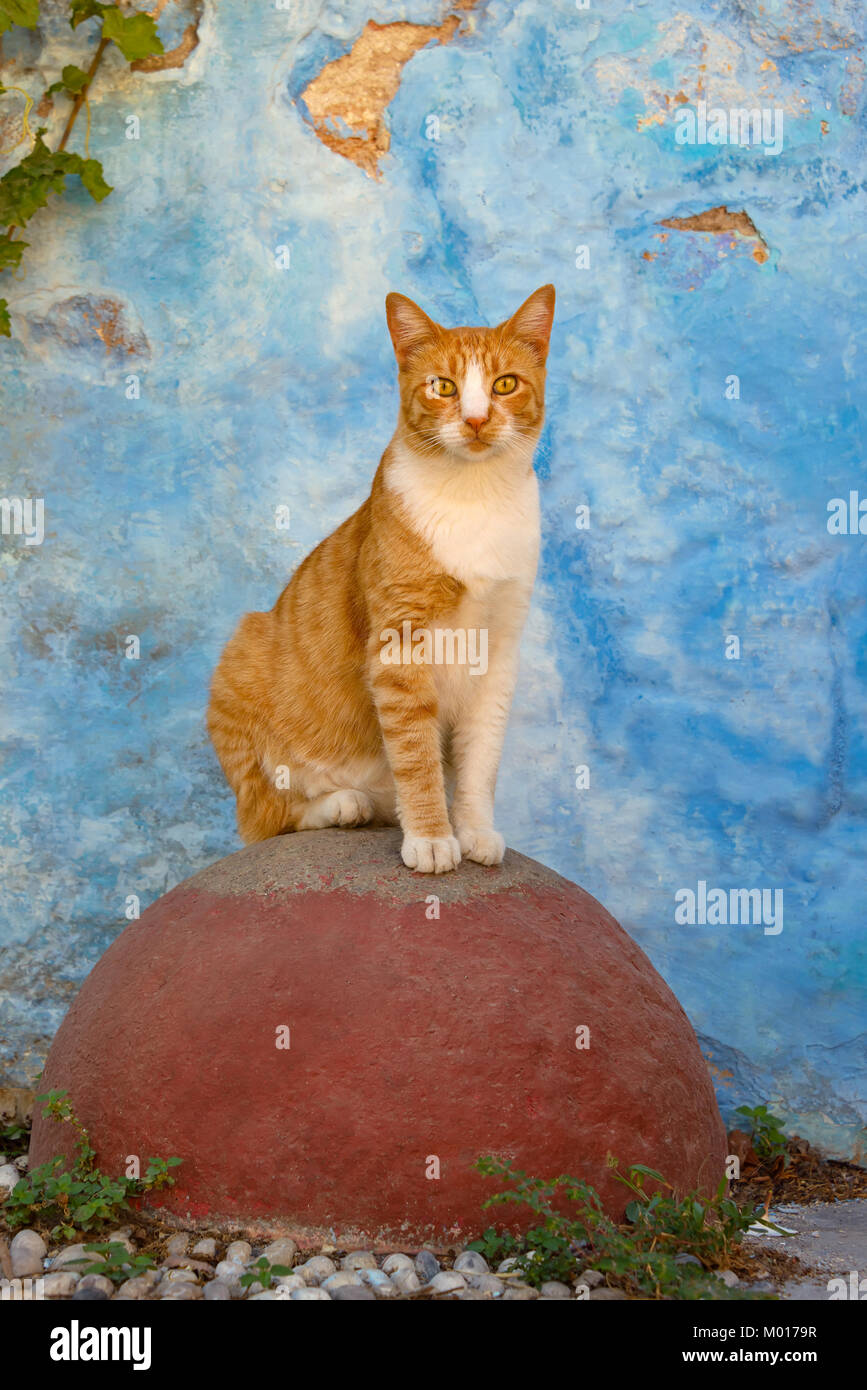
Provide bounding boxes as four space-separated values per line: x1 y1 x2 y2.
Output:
296 1255 336 1285
361 1269 400 1298
389 1266 421 1294
78 1273 115 1297
382 1253 414 1274
225 1240 252 1264
116 1275 156 1300
468 1273 505 1296
42 1271 80 1297
341 1250 377 1270
322 1271 363 1290
428 1271 467 1294
10 1229 46 1279
454 1251 488 1274
51 1244 104 1271
160 1282 202 1300
214 1259 245 1289
261 1237 297 1266
0 1163 20 1195
272 1274 305 1292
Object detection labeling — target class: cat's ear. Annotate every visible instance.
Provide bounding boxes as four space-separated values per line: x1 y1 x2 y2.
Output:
386 292 439 367
502 284 556 363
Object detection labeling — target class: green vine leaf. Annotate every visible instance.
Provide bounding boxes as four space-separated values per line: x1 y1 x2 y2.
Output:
68 0 106 29
0 0 40 36
1 2 157 340
0 133 112 229
46 64 90 97
77 155 111 200
100 8 163 62
0 235 27 270
68 2 163 63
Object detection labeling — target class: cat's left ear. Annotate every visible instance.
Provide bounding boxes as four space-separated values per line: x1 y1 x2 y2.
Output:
503 284 556 363
386 292 439 367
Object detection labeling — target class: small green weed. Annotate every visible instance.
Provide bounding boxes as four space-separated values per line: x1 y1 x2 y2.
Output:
735 1105 790 1167
240 1257 295 1290
72 1241 158 1285
2 1089 182 1239
468 1154 765 1300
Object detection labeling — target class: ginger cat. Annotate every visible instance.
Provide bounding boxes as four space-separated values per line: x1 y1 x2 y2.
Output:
207 284 555 873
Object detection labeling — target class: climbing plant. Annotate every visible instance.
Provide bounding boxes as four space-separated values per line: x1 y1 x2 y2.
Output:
0 0 164 336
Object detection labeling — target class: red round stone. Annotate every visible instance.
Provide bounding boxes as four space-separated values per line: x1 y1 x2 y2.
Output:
30 829 726 1247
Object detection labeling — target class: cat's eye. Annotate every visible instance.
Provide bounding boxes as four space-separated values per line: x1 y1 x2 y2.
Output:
493 375 518 395
433 377 457 397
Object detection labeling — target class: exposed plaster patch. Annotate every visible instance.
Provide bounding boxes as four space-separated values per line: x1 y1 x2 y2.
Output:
593 12 813 130
25 292 150 362
658 205 770 264
82 296 146 353
839 52 865 116
298 5 479 177
132 0 203 72
0 1084 35 1124
732 0 861 55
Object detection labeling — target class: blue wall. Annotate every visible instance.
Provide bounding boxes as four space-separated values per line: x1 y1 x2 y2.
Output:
1 0 865 1159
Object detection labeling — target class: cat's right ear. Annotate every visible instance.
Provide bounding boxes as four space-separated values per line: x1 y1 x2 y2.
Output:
386 293 438 367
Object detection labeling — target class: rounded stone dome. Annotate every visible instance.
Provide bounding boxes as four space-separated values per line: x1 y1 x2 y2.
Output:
30 829 726 1246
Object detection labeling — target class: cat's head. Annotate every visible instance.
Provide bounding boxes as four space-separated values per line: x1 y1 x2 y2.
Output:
385 285 555 463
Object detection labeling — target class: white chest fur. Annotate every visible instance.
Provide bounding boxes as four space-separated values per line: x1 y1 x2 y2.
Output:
386 440 541 590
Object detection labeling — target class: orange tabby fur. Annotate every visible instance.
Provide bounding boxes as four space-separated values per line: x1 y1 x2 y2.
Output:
207 285 555 872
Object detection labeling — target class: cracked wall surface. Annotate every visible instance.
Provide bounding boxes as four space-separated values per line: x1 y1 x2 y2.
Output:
0 0 865 1161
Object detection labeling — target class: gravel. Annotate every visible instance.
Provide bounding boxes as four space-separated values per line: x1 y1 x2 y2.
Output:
2 1224 740 1302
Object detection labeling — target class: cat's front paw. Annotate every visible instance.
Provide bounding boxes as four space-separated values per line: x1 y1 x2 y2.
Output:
456 826 505 866
401 833 461 874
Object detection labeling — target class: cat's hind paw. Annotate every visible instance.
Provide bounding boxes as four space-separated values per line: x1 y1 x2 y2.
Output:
456 826 505 866
318 789 374 828
401 833 461 874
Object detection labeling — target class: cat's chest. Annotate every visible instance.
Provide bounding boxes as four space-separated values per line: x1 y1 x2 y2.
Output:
389 450 540 589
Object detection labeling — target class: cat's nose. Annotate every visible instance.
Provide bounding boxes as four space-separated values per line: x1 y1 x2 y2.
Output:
463 415 488 433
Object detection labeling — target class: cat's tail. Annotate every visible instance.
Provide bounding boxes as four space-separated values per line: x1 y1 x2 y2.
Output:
207 617 295 843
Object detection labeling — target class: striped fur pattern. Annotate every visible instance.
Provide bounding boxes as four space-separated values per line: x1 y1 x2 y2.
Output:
207 285 555 872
